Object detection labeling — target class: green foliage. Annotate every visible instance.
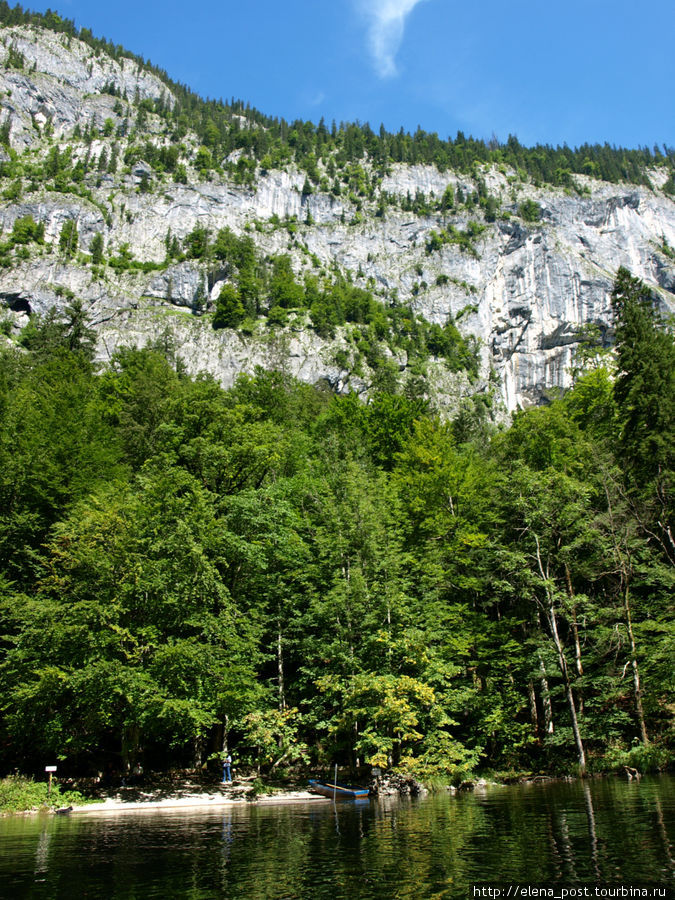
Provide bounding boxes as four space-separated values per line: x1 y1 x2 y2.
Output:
105 242 164 273
426 222 485 258
195 145 213 175
202 235 478 377
269 255 304 309
0 1 670 789
58 219 78 257
518 199 542 223
241 707 307 771
18 298 97 360
611 267 675 486
89 232 104 265
400 731 482 782
0 775 86 813
247 777 274 797
2 177 22 201
598 740 673 774
427 320 479 376
0 265 673 781
10 215 44 245
213 283 245 329
317 672 435 768
482 194 499 222
609 268 675 581
183 225 210 260
6 43 24 70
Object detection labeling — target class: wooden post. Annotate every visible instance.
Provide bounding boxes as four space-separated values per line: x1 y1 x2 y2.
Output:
45 765 57 797
333 763 337 803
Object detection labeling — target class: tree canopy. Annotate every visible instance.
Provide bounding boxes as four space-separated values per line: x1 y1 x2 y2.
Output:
0 269 673 780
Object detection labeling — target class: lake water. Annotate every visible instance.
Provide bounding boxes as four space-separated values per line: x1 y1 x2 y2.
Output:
1 776 673 899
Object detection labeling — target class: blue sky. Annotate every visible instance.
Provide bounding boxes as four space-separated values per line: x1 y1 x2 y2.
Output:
24 0 675 149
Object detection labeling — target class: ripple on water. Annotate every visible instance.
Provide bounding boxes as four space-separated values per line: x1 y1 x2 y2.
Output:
0 777 673 899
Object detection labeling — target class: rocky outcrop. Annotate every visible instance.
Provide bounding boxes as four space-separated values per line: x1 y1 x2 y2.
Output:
0 26 169 144
370 772 428 797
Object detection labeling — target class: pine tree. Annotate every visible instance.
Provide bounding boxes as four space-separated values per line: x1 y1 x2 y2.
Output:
611 266 675 565
90 232 104 266
59 219 78 257
611 267 675 484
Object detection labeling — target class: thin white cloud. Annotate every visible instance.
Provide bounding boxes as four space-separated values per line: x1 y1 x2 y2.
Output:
308 91 326 108
358 0 427 79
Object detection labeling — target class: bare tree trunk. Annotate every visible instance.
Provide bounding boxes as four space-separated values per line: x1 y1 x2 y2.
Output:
564 563 584 715
222 714 229 754
277 616 286 712
602 476 650 744
623 582 649 744
548 603 586 772
121 724 140 773
528 679 540 735
538 653 555 734
535 535 586 772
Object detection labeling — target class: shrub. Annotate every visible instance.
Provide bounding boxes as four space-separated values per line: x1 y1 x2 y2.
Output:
518 199 542 223
11 216 44 245
0 775 86 814
598 741 673 774
213 284 245 329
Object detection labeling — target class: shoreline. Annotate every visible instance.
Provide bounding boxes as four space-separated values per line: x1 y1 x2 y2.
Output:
0 775 339 818
71 788 332 815
4 768 665 818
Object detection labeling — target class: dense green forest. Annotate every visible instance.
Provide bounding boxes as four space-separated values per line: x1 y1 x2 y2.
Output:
0 267 673 781
0 2 674 191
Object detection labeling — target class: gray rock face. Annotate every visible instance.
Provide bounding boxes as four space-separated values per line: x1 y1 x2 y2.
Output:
0 24 674 413
0 26 169 144
147 263 208 309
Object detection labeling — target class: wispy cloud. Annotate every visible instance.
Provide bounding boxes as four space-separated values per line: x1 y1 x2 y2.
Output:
358 0 428 79
308 90 326 108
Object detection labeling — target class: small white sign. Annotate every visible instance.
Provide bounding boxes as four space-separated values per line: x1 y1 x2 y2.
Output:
45 765 57 772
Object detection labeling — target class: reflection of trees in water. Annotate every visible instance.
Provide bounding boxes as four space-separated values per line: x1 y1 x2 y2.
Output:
583 781 600 879
215 806 314 899
2 780 674 898
357 794 492 894
547 811 564 880
653 795 674 877
558 811 578 881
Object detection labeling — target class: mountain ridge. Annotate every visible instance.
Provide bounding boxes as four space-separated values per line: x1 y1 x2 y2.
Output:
0 12 673 412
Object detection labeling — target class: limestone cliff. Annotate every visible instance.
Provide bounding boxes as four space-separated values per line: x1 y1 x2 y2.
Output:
0 23 673 413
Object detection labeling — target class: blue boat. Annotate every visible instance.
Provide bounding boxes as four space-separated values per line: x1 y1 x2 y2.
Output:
308 779 369 799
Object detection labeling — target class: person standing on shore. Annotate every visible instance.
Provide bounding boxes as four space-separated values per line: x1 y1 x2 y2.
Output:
222 753 232 784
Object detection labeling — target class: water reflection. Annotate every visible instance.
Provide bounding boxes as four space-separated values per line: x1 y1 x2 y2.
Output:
34 822 51 879
221 809 233 865
0 777 672 899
